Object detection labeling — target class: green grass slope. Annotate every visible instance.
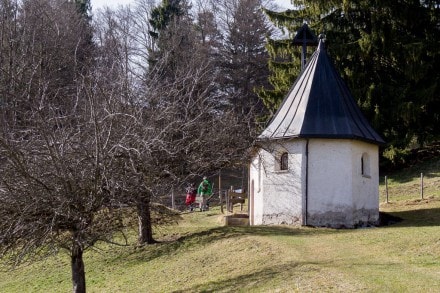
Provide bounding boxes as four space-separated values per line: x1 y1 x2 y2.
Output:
1 158 440 292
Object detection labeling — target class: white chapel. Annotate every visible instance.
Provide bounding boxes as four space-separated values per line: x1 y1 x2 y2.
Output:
248 35 385 228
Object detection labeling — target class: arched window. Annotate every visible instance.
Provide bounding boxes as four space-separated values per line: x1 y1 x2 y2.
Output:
361 152 370 177
280 152 288 171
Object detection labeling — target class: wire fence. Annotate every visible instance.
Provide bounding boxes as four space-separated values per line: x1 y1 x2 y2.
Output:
169 187 247 214
380 172 440 203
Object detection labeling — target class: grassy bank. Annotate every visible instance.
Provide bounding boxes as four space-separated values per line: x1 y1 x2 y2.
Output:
1 160 440 292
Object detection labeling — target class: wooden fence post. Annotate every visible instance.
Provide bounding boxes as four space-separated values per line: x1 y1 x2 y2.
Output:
171 187 175 210
421 173 424 200
385 176 389 203
219 171 223 213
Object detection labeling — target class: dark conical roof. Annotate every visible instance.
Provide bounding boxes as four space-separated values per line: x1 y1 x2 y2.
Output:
259 39 385 145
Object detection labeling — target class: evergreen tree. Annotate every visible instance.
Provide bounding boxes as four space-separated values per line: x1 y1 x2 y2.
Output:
259 0 440 153
148 0 194 75
149 0 187 38
257 8 317 116
219 0 274 116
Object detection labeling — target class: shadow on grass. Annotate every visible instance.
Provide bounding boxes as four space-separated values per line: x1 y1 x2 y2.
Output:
170 260 324 293
139 206 440 261
111 225 344 267
111 205 440 268
380 208 440 228
171 257 412 293
173 225 343 250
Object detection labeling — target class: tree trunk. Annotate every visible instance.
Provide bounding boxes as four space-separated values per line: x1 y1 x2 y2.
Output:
71 238 86 293
137 194 156 244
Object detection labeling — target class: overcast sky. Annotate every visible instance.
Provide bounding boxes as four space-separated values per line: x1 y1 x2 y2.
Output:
91 0 294 11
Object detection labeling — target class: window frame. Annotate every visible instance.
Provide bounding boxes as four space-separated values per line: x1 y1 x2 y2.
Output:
361 152 371 178
280 152 289 171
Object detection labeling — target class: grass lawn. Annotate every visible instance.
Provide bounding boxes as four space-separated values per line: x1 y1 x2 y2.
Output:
1 159 440 292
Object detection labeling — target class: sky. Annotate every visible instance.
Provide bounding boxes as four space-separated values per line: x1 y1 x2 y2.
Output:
91 0 294 11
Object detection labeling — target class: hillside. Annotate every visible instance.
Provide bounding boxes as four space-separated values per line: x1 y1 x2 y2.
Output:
1 158 440 292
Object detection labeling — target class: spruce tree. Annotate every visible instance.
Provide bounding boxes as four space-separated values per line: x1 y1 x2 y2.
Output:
257 8 313 116
259 0 440 154
148 0 194 75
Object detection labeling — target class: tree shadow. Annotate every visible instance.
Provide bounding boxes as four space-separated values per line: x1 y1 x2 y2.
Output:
170 260 330 293
172 258 412 293
110 206 439 267
379 208 440 228
112 224 348 267
174 225 341 246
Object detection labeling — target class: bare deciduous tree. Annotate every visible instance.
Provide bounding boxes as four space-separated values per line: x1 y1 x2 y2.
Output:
0 1 132 292
1 1 264 291
92 0 262 244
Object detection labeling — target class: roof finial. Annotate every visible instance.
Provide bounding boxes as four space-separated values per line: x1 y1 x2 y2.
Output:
318 34 326 50
292 23 318 70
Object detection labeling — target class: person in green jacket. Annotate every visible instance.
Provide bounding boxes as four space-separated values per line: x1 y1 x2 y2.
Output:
197 176 212 211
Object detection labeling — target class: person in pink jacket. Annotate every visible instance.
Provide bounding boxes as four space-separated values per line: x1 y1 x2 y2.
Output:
185 183 197 211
